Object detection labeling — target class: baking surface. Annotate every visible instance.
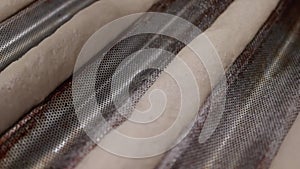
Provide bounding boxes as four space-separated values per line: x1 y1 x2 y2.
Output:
0 0 34 22
0 0 158 133
76 0 279 168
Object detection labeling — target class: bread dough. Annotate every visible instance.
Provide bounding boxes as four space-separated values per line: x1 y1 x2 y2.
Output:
270 115 300 169
0 0 158 133
0 0 35 22
75 0 279 168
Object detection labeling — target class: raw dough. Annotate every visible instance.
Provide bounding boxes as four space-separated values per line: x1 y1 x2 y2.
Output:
0 0 158 133
0 0 35 22
270 115 300 169
75 0 280 169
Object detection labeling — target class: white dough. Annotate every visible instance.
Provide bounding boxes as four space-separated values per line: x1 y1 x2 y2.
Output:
0 0 158 133
75 0 280 169
0 0 35 22
270 115 300 169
